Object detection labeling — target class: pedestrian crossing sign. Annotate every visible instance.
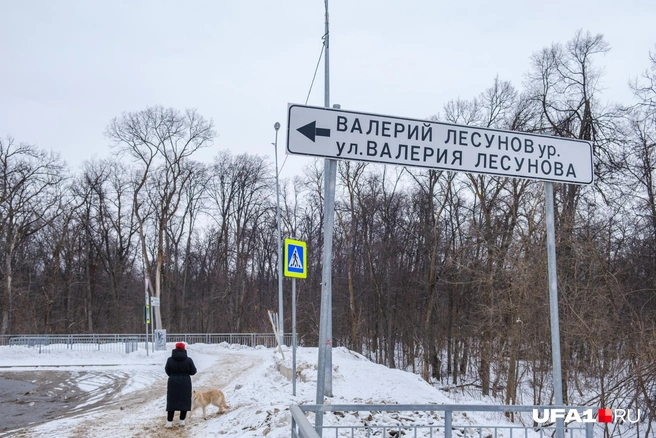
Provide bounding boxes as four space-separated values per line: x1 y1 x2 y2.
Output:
284 238 307 278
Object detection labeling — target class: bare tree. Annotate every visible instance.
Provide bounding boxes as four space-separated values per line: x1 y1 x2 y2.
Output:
526 30 615 403
0 138 66 334
336 161 368 352
165 160 209 330
354 165 408 368
629 45 656 111
72 159 139 332
205 151 272 331
619 47 656 425
440 77 527 396
406 168 453 381
105 107 215 330
625 46 656 247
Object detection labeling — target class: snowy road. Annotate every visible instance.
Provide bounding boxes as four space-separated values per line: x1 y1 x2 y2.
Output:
1 370 89 433
2 347 265 437
0 351 270 437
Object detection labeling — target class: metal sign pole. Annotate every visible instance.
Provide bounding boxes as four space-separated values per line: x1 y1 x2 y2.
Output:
144 276 149 356
292 277 297 396
545 181 564 438
284 238 306 396
316 3 333 435
151 300 155 353
274 123 284 346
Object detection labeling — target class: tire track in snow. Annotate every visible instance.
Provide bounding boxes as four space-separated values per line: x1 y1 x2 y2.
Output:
60 351 263 438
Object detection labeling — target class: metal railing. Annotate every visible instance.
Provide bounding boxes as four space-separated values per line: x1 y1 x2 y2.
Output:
165 333 294 348
1 333 294 354
291 404 599 438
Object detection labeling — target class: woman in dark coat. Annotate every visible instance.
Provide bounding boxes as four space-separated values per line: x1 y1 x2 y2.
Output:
165 342 197 427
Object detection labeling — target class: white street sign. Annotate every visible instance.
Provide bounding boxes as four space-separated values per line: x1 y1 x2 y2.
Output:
287 104 594 185
150 296 160 307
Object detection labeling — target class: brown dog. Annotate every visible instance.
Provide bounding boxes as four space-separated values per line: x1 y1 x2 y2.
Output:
191 389 229 419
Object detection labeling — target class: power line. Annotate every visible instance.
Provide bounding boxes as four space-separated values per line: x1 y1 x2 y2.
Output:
280 35 326 176
305 36 326 105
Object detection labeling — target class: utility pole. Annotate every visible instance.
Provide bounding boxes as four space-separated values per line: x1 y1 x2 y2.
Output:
316 0 335 435
274 122 283 347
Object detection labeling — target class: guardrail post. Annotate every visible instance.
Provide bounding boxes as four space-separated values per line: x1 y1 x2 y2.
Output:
445 409 452 438
290 405 321 438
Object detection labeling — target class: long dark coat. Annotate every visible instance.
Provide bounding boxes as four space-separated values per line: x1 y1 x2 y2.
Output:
165 348 197 411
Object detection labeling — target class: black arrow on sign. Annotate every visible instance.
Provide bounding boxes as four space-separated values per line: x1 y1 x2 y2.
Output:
297 121 331 142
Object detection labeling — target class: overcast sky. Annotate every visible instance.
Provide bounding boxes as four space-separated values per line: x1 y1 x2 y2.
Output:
1 0 654 179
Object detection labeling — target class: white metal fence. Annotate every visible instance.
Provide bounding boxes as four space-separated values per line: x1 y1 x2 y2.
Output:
1 333 294 354
291 404 600 438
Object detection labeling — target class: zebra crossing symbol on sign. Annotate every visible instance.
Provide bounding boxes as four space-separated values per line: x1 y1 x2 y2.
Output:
289 248 303 269
284 238 307 278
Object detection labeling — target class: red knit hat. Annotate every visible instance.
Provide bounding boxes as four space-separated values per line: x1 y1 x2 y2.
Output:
175 342 185 350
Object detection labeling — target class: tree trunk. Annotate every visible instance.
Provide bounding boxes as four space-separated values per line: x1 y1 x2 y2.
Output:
1 242 13 335
86 251 94 333
155 256 163 330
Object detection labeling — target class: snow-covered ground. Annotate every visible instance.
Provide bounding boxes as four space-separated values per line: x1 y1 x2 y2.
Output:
0 342 599 437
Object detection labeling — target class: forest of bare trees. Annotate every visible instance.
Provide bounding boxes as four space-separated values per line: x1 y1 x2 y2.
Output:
1 32 655 414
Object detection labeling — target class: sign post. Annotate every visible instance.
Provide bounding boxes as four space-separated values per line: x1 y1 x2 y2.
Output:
545 181 565 438
150 296 165 351
144 276 149 356
285 238 307 396
287 103 594 438
154 329 166 351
